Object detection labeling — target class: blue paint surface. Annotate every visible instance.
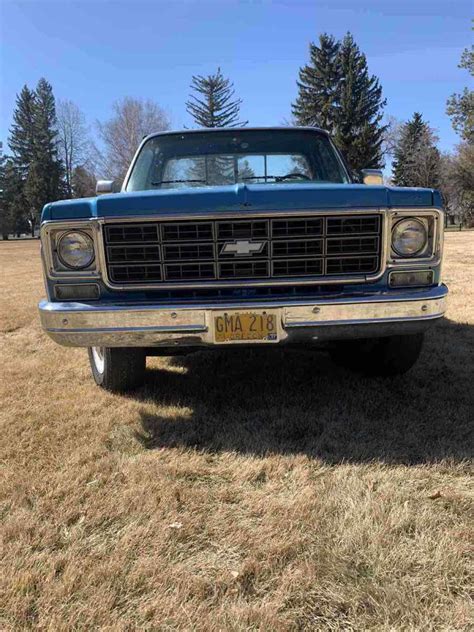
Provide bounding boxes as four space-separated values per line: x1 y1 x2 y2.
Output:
42 183 439 222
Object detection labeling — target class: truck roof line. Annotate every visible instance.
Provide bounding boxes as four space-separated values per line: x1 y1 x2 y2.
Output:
143 126 330 142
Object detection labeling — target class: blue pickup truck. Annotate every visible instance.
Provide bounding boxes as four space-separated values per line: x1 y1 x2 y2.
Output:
38 127 448 391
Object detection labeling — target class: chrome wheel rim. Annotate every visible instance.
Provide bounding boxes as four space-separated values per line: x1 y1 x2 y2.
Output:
91 347 105 374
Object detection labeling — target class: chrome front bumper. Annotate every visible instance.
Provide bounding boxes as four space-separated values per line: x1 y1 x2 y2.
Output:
38 285 448 348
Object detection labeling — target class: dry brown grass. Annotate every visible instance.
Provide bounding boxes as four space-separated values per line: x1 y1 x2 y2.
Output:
0 234 473 631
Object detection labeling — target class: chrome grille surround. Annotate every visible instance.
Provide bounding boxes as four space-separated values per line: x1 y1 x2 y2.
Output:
39 208 445 289
101 211 385 288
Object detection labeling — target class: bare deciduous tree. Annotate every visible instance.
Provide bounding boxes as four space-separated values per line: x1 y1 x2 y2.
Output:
382 115 403 160
439 144 474 227
96 97 170 185
57 100 90 197
446 43 474 144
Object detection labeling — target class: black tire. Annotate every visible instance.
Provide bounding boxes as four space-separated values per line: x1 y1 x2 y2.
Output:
88 347 146 392
330 333 424 377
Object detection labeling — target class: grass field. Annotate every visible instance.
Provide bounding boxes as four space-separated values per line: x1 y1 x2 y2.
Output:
1 234 473 630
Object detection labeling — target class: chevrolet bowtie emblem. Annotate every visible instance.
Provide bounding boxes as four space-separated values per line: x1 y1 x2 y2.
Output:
221 240 265 256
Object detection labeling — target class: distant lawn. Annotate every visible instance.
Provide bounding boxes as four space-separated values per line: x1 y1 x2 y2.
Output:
1 234 473 630
445 226 474 231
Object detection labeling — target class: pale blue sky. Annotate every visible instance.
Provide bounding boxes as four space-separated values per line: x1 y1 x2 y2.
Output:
0 0 471 156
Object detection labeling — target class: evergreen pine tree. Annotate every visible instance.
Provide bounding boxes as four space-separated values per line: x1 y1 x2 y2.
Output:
8 85 37 176
392 112 425 186
292 34 340 132
292 32 386 173
7 86 37 235
392 113 440 188
31 78 64 203
0 149 12 239
186 68 247 127
238 159 256 182
0 151 27 239
333 33 386 172
8 79 64 235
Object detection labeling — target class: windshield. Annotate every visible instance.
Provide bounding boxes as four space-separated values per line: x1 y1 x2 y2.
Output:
125 129 350 192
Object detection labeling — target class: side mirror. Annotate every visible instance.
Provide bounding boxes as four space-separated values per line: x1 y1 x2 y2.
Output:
96 180 118 195
361 169 383 185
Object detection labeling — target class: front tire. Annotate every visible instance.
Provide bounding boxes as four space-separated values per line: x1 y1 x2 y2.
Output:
88 347 146 392
330 333 424 376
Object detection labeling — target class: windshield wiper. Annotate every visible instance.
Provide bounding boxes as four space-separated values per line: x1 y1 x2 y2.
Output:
151 179 206 185
241 175 286 182
241 173 312 183
274 172 312 182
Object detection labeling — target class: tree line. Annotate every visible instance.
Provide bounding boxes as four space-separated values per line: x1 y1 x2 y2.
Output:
1 29 472 238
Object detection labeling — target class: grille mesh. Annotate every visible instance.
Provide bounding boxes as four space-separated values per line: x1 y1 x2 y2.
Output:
104 215 382 284
219 261 269 279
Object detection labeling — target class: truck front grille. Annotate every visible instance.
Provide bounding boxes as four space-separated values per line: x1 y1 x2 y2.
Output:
104 214 382 285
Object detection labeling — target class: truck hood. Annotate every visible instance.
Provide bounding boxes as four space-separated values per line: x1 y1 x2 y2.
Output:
42 182 441 221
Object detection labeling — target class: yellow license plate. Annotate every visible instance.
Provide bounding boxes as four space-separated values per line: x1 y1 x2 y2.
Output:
213 310 280 344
